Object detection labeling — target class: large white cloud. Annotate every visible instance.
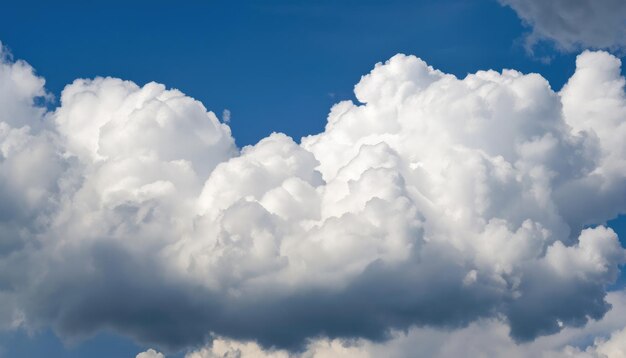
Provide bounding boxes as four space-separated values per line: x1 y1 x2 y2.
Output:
0 43 67 331
499 0 626 53
0 42 625 354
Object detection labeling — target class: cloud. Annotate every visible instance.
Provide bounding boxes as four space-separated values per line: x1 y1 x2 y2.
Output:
589 328 626 358
222 109 231 123
0 43 66 330
151 289 626 357
136 348 166 358
499 0 626 53
0 42 626 354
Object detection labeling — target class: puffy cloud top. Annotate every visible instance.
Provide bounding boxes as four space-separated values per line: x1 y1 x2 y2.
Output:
136 348 166 358
0 43 625 353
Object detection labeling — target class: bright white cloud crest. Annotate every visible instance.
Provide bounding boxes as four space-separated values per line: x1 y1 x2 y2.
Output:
0 43 626 355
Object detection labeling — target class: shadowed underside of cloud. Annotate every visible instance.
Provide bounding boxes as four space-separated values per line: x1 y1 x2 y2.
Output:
500 0 626 54
0 41 626 354
144 290 626 357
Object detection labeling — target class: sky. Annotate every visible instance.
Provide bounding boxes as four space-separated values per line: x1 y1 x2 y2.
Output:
0 0 625 357
0 0 587 146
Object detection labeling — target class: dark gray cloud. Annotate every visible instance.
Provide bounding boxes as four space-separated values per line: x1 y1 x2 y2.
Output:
500 0 626 53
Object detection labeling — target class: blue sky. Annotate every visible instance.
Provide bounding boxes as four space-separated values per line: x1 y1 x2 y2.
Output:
1 1 626 357
0 0 585 146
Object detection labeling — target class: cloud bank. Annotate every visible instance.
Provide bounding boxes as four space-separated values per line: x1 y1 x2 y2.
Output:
500 0 626 53
142 290 626 357
0 42 626 354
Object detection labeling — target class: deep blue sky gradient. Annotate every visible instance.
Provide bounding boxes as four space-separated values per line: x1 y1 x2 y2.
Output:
0 0 584 146
0 1 624 356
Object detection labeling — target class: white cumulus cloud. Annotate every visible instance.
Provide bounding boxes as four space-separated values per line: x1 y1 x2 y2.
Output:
0 42 625 355
136 348 166 358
